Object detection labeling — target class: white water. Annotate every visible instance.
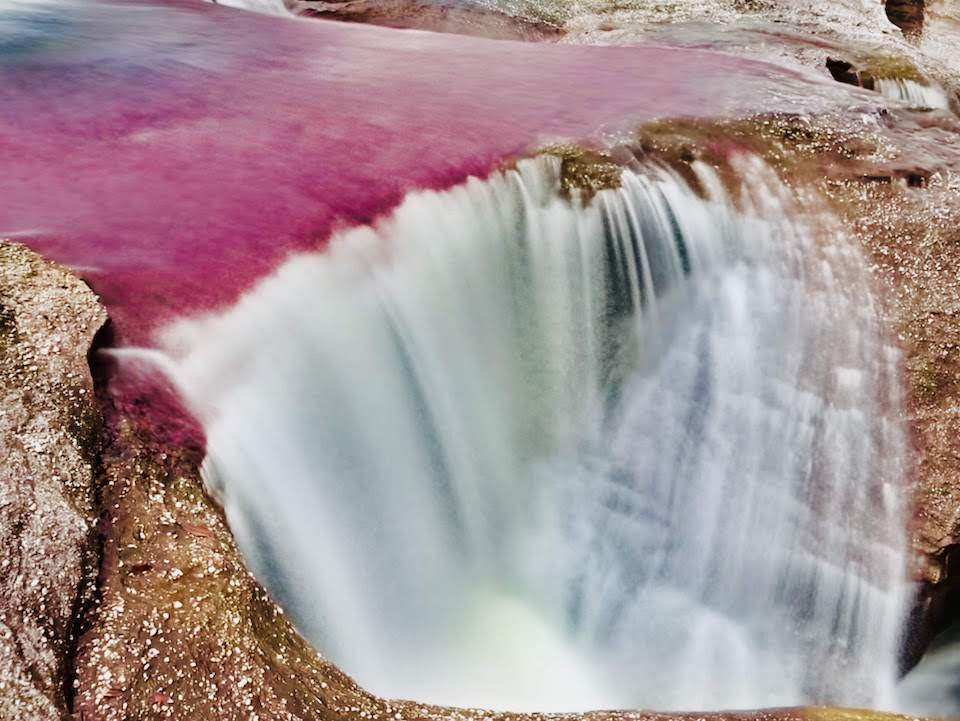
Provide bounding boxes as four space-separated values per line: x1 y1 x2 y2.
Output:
207 0 290 16
895 622 960 715
161 156 910 712
877 77 951 110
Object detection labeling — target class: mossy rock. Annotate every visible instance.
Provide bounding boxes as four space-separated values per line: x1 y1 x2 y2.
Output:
542 144 624 199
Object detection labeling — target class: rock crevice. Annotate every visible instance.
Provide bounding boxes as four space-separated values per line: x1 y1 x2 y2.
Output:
0 242 106 721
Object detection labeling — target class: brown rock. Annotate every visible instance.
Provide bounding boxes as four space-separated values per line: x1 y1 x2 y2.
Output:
0 242 106 720
885 0 926 37
291 0 564 41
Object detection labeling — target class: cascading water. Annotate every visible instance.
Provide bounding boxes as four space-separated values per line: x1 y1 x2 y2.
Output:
877 77 951 110
896 622 960 715
156 155 910 712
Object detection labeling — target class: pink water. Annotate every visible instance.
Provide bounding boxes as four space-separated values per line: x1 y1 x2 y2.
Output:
1 0 849 345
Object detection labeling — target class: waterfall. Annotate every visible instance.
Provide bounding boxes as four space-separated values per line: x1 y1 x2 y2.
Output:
877 77 951 110
159 155 910 712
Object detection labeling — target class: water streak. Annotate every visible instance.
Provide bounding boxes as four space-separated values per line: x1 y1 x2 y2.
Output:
877 77 951 110
895 622 960 715
208 0 291 15
162 156 910 712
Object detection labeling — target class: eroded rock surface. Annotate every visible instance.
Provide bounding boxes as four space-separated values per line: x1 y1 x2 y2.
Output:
886 0 926 36
291 0 564 39
0 242 105 720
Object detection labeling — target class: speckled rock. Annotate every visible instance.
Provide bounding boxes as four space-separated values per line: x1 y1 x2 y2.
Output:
0 242 106 720
291 0 563 40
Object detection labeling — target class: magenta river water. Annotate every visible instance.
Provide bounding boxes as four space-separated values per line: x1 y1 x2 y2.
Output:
1 0 849 343
4 0 954 716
